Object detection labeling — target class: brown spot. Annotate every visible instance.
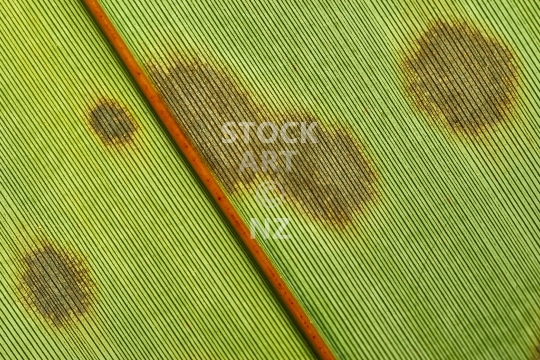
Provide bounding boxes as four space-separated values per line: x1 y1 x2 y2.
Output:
88 99 137 145
18 243 94 328
148 56 377 227
530 342 540 360
147 58 265 193
275 112 377 227
402 20 520 135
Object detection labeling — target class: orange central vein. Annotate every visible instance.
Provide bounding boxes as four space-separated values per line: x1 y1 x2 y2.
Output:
83 1 335 359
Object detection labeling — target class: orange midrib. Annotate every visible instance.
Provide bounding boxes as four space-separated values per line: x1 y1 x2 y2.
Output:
83 1 335 359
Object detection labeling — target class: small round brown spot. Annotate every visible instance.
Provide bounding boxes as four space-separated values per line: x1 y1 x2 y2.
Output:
88 100 137 145
402 20 520 135
18 243 94 328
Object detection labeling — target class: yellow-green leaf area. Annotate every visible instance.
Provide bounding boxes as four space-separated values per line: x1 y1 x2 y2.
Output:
0 1 313 359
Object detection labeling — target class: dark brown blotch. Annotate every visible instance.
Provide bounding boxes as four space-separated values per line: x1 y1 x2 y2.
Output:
19 244 94 328
275 112 377 227
402 20 520 135
148 57 378 228
147 58 264 193
88 100 137 145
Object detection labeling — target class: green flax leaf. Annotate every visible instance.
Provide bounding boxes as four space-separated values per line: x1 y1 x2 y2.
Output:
0 1 313 359
98 0 540 358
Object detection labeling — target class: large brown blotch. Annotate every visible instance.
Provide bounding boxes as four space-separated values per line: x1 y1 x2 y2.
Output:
19 243 94 328
402 20 520 135
147 57 377 227
275 112 378 227
147 58 266 193
88 99 137 145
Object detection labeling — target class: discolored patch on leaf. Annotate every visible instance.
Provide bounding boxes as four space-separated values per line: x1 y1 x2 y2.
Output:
18 243 95 328
88 99 137 145
530 343 540 360
275 112 378 227
148 56 378 228
402 20 520 136
147 57 266 193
